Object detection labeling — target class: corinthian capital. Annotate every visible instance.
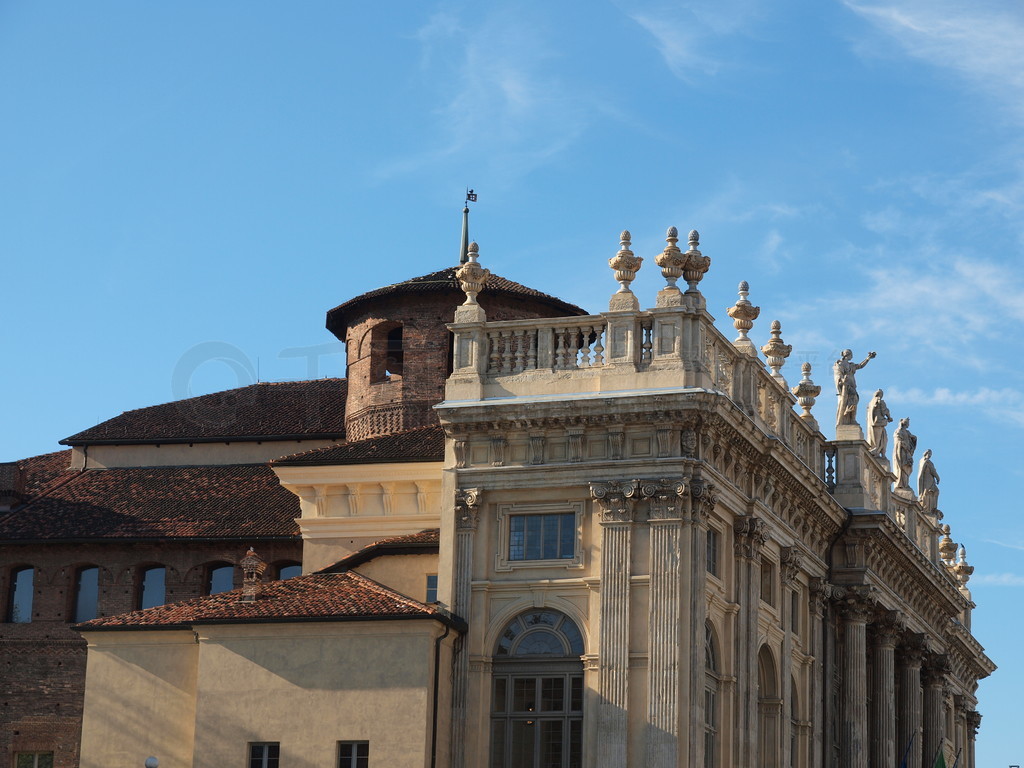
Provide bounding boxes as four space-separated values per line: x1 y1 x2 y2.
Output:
590 479 640 524
780 545 805 586
454 487 483 530
734 516 770 558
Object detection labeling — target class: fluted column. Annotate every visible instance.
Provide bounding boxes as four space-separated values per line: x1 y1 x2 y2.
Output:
734 516 769 767
591 480 639 768
922 657 949 768
897 638 926 768
871 611 902 768
780 546 805 768
808 579 834 768
643 479 687 767
450 487 482 768
965 711 981 768
839 591 872 768
687 477 716 768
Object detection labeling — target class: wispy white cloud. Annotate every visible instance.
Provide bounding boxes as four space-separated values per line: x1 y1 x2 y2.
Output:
887 386 1024 428
375 8 588 181
843 0 1024 124
982 539 1024 552
971 572 1024 586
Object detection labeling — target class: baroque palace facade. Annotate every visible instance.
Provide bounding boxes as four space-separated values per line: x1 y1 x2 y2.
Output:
2 225 993 768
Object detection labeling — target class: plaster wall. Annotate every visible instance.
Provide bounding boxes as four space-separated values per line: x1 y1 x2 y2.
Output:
78 631 199 768
354 553 439 603
70 440 341 469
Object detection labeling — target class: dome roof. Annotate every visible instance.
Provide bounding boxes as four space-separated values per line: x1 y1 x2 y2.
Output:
326 267 588 339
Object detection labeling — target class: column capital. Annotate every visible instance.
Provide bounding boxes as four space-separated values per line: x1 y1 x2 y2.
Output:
591 479 640 524
780 545 805 587
922 654 951 687
638 477 687 521
454 487 483 530
966 710 982 737
870 609 905 647
689 475 718 521
897 633 928 666
837 585 876 623
809 577 845 615
734 515 770 558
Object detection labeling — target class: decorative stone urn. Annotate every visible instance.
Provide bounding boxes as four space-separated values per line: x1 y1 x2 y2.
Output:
681 229 711 292
608 230 643 310
456 242 490 305
655 226 686 289
791 362 822 427
761 320 793 386
726 281 760 355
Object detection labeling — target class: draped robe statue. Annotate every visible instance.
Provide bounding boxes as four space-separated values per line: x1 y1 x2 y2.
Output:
892 418 917 492
834 349 876 428
866 389 892 457
917 449 940 515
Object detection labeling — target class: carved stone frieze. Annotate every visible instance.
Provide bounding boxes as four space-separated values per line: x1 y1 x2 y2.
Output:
608 430 625 460
590 480 640 524
491 437 507 467
454 487 483 530
734 516 770 559
454 439 467 469
568 428 585 463
529 434 546 466
681 428 697 458
638 478 687 520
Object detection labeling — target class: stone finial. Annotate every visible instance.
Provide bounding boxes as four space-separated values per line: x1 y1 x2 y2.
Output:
608 229 642 311
761 320 793 387
939 524 956 564
681 229 711 292
791 362 822 428
456 242 490 306
726 281 760 356
953 545 973 588
655 226 685 290
240 547 267 602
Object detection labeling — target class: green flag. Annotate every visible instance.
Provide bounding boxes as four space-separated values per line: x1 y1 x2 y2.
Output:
933 749 947 768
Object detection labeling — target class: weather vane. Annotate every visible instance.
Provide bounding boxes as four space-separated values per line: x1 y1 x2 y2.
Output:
466 187 477 203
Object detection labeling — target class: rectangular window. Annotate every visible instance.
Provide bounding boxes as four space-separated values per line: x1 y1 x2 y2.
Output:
706 529 719 577
760 560 776 606
508 513 575 561
425 574 438 604
791 588 800 635
16 754 53 768
7 567 34 623
338 741 369 768
249 742 279 768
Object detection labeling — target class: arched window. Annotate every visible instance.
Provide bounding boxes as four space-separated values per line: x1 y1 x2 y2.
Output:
704 622 720 768
6 566 33 623
491 609 584 768
758 645 781 768
73 566 99 623
790 676 800 768
273 561 302 580
369 322 404 382
205 562 234 595
137 566 166 610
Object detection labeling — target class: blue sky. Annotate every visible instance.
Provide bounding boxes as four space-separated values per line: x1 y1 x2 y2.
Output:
2 0 1022 760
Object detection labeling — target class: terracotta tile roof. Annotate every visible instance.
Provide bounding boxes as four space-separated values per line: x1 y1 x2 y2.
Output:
326 267 588 335
272 425 444 466
1 449 74 498
0 464 299 541
61 379 347 446
318 528 441 573
76 570 450 630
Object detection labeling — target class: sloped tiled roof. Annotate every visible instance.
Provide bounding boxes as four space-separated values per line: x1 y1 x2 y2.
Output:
76 570 451 630
326 267 588 334
0 464 300 541
318 528 441 573
62 379 348 445
8 449 73 497
272 425 444 466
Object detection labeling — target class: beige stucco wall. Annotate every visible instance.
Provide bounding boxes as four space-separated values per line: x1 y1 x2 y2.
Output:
79 630 199 768
355 553 439 604
71 440 341 469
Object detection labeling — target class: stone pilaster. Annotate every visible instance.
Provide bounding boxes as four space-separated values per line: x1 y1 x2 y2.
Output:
591 480 639 768
641 478 687 767
780 546 804 768
897 637 926 768
922 656 949 768
450 487 481 768
871 611 902 768
809 578 841 768
734 516 769 767
687 477 716 768
839 590 872 768
966 711 981 768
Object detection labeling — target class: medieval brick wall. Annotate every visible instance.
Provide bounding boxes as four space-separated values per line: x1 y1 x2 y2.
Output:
0 539 301 767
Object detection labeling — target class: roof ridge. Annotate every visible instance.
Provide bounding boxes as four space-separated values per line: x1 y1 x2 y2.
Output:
345 570 437 614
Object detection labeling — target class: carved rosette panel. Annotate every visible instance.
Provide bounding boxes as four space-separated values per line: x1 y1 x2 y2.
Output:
733 515 769 558
590 480 640 524
780 545 805 587
454 487 483 530
639 478 687 520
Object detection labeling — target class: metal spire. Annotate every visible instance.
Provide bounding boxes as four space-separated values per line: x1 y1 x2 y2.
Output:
459 188 477 264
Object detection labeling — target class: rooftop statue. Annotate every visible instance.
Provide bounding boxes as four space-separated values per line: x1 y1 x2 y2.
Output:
917 448 940 515
892 417 917 493
833 349 876 428
866 389 893 458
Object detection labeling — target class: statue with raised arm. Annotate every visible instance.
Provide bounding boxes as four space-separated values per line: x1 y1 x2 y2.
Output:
892 417 917 492
833 349 876 428
866 389 893 457
917 449 940 515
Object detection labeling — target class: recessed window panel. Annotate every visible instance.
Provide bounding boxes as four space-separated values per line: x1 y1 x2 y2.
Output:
138 566 166 610
7 567 33 623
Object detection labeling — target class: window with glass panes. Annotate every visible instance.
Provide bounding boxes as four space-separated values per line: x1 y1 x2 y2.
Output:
16 754 52 768
338 741 368 768
491 610 585 768
425 573 438 603
508 513 575 561
249 742 279 768
706 528 719 576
